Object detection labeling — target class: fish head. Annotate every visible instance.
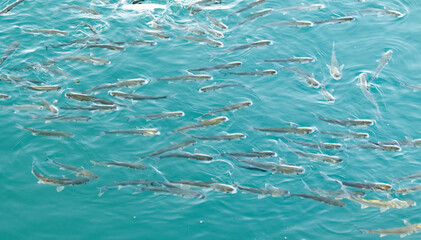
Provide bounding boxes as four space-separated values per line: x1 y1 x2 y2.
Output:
375 183 392 191
405 200 416 207
356 133 370 138
386 10 404 18
263 69 277 75
412 139 421 146
331 67 342 80
296 127 317 134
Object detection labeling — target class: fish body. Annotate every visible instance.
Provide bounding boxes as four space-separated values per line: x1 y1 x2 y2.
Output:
61 104 117 111
236 8 274 26
291 193 346 207
22 85 61 92
184 132 246 141
17 124 73 137
109 91 167 100
289 148 342 163
279 65 320 88
137 186 205 199
60 5 100 15
81 44 125 51
188 61 242 72
395 185 421 195
132 111 184 120
48 159 97 179
226 40 273 51
0 93 10 99
255 126 316 134
278 4 325 12
168 21 206 36
353 8 404 18
314 114 374 126
179 35 223 47
65 92 118 106
134 29 170 39
104 128 159 136
159 152 213 161
77 23 97 34
32 115 91 122
90 160 147 170
371 50 393 81
201 101 252 118
56 55 110 65
84 79 148 93
138 140 196 160
305 186 365 199
350 197 415 212
0 41 19 67
157 74 213 81
327 42 343 80
112 40 157 46
224 151 277 158
263 57 315 63
1 0 24 14
206 12 228 30
340 181 392 191
199 83 246 92
396 172 421 182
25 29 68 35
320 83 335 102
225 69 277 76
229 0 265 16
320 131 369 138
174 116 228 132
264 20 313 27
32 169 89 192
358 73 380 115
236 184 289 197
97 179 160 197
0 75 44 84
170 180 236 193
285 138 341 149
362 222 421 238
234 157 305 174
313 16 355 25
49 37 100 48
348 143 401 151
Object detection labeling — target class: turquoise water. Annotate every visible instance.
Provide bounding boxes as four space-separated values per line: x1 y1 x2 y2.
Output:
1 0 421 239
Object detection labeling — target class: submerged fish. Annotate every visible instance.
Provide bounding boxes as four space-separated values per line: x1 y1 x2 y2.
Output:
284 137 342 149
396 172 421 182
104 128 159 136
224 40 273 52
0 41 19 67
347 142 401 151
358 73 380 115
188 61 242 72
183 132 246 141
327 42 343 80
138 140 196 160
349 197 415 212
133 29 170 39
22 84 61 92
290 193 346 207
109 91 167 100
279 65 320 88
313 114 374 127
135 186 205 199
320 81 335 102
157 74 213 81
25 29 68 35
201 101 252 118
232 157 305 174
288 147 343 164
81 44 125 51
48 159 97 179
170 180 236 193
263 57 315 64
395 185 421 195
168 21 206 36
97 179 160 197
199 83 247 92
1 0 24 14
60 5 100 15
263 20 313 27
65 92 120 106
320 131 369 139
77 22 98 34
112 39 157 46
55 55 110 65
224 69 277 76
361 221 421 238
313 16 355 25
32 169 89 192
61 104 117 111
206 12 228 30
173 116 228 132
236 8 274 26
303 182 365 199
236 183 289 198
90 160 147 170
224 151 277 158
48 37 100 48
158 152 213 161
131 111 185 120
17 124 74 137
371 50 393 81
32 95 59 114
255 126 317 134
179 35 223 47
337 180 392 191
278 4 325 13
0 75 44 84
0 93 10 99
32 115 91 122
84 78 148 93
228 0 266 17
352 8 404 18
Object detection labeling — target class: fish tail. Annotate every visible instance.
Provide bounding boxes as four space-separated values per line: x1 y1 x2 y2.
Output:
16 123 25 130
97 186 108 197
359 229 369 234
149 165 169 183
90 160 99 166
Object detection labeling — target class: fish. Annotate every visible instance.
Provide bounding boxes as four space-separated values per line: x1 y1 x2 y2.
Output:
173 116 228 132
131 111 185 120
104 128 159 136
254 126 317 134
188 61 242 72
138 140 196 160
347 142 401 151
224 40 273 52
278 4 325 13
236 8 274 26
0 75 44 84
81 44 125 51
288 147 343 163
223 151 277 158
157 74 213 81
236 183 289 198
90 160 147 170
84 78 148 93
320 81 335 102
61 104 117 111
77 23 98 34
378 139 421 147
55 55 110 65
32 95 59 114
25 29 68 35
263 20 313 27
349 197 415 212
47 158 97 179
327 42 343 80
158 152 213 161
199 83 247 92
290 193 346 207
361 221 421 238
0 0 24 14
352 8 404 18
284 137 342 149
371 50 393 81
320 131 369 139
0 41 19 67
206 12 228 30
201 101 252 118
17 124 74 138
60 5 100 15
404 82 421 91
32 115 92 122
232 157 305 174
358 73 380 115
112 40 157 46
303 182 365 199
109 91 168 100
48 37 100 48
179 35 223 47
183 132 246 141
40 66 79 84
396 172 421 182
65 92 120 106
228 0 266 17
32 169 89 192
133 29 170 39
313 16 355 25
337 180 392 191
135 186 206 199
395 185 421 195
224 69 277 76
21 85 61 92
168 21 206 36
0 93 10 99
263 57 315 64
97 179 161 197
279 65 320 88
194 21 224 38
1 104 43 110
170 180 237 193
313 114 374 127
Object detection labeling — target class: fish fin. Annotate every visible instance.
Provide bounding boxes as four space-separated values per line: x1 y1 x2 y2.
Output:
379 234 387 237
117 186 123 190
53 100 58 105
340 64 344 71
403 219 411 225
132 188 145 195
278 158 285 164
37 180 45 184
97 187 107 197
56 186 64 192
257 194 267 199
90 160 98 166
380 207 387 212
400 234 407 238
326 64 331 71
360 204 368 209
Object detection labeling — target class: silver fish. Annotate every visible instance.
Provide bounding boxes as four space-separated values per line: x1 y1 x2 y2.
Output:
223 151 277 158
65 92 120 106
395 185 421 195
48 37 100 48
225 69 277 76
206 12 228 30
97 179 161 197
361 221 421 238
25 29 68 35
60 5 100 15
320 82 335 102
279 65 320 88
236 183 289 198
0 41 19 67
48 159 97 179
168 21 206 36
32 95 59 114
320 131 369 139
90 160 147 170
55 55 110 65
349 197 415 212
81 44 125 51
158 152 213 161
201 101 252 118
170 180 237 193
17 124 73 138
174 116 228 132
255 126 317 134
32 115 92 122
77 23 98 34
0 0 24 14
371 50 393 81
327 42 343 80
188 61 242 72
179 35 223 47
131 111 185 120
263 20 313 27
183 132 246 141
135 186 205 199
352 8 404 18
313 16 355 25
0 93 11 99
138 140 196 160
32 169 89 192
347 142 401 151
396 172 421 182
0 75 44 84
224 40 273 52
236 8 274 26
133 29 170 39
104 128 159 136
157 74 213 81
284 137 342 149
263 57 315 64
228 0 266 17
278 4 325 13
112 40 157 46
288 147 343 163
22 84 61 92
109 91 167 100
291 193 346 207
358 73 380 115
61 104 117 111
233 157 305 174
199 83 247 92
84 78 148 93
313 114 374 126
